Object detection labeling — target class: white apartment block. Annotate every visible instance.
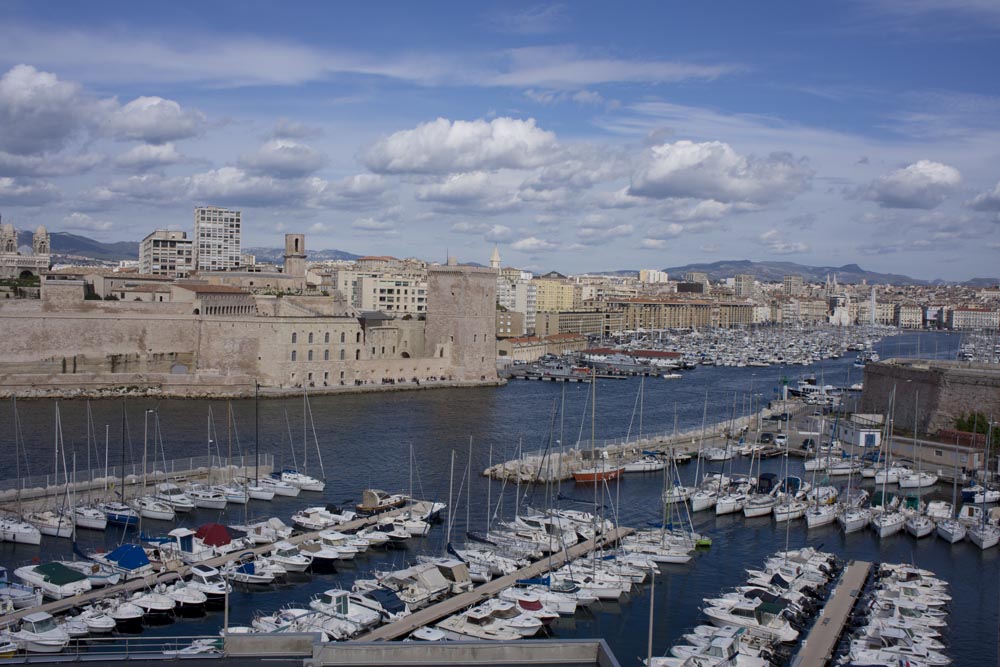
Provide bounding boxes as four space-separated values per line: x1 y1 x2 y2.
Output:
639 269 669 284
497 276 536 335
194 206 242 271
139 230 193 277
948 307 1000 331
894 304 923 329
356 274 427 315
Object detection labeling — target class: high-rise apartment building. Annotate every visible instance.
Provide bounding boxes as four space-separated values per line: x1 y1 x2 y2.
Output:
639 269 669 284
734 273 754 298
194 206 241 271
783 274 804 296
140 230 193 277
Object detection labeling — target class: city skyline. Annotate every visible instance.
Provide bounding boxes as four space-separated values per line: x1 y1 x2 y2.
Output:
1 1 999 280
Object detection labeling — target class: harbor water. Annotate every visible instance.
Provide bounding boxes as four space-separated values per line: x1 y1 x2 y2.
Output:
0 330 994 664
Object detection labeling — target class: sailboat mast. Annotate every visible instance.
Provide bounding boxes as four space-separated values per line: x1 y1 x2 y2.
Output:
119 401 126 501
254 381 260 484
302 387 308 474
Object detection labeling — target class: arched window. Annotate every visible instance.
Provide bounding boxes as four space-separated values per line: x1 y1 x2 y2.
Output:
324 332 330 343
291 350 297 361
340 332 345 343
308 332 314 344
291 332 297 343
355 350 360 360
308 350 313 361
324 350 329 361
340 349 345 360
356 332 361 343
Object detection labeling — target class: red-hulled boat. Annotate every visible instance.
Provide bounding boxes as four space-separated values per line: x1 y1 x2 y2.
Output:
572 465 624 483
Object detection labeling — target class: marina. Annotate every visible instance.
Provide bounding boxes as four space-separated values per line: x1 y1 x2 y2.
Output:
0 331 993 665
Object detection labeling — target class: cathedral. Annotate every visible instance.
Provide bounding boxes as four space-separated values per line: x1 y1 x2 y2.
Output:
0 218 51 279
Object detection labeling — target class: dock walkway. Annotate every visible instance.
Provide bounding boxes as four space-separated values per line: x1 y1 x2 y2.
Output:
0 502 424 627
355 526 633 642
791 560 871 667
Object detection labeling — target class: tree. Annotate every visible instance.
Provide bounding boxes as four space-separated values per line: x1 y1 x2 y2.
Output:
954 412 1000 442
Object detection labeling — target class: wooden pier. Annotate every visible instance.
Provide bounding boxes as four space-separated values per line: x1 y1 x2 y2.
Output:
0 502 425 627
354 526 634 642
790 560 871 667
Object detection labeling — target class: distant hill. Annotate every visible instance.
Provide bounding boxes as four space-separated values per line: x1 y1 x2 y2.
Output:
245 246 361 262
18 230 139 261
659 260 927 285
961 277 1000 287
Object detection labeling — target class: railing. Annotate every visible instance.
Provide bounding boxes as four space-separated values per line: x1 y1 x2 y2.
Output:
0 453 275 494
42 634 224 659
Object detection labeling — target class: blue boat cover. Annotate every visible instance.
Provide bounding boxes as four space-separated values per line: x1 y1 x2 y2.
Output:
104 544 151 571
516 576 550 586
367 588 406 616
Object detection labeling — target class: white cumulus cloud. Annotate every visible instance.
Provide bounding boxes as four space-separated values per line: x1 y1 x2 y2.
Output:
363 117 559 174
104 95 205 144
757 229 809 255
239 139 326 178
0 64 91 155
863 159 961 209
629 140 812 205
114 142 184 170
0 176 60 205
967 180 1000 211
511 236 558 253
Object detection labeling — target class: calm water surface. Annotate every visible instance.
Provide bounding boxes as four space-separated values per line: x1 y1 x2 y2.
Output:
1 331 993 664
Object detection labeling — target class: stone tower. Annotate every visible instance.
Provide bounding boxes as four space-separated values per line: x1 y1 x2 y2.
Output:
1 219 15 254
426 262 497 382
32 225 50 256
490 245 501 271
283 233 306 279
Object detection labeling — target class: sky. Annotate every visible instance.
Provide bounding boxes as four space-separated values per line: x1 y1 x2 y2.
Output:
0 1 999 280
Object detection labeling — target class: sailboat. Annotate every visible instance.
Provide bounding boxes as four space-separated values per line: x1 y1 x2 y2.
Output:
240 383 276 501
279 388 326 492
967 424 1000 550
73 403 108 531
805 416 837 529
1 398 42 545
24 403 75 539
129 408 176 522
870 388 904 538
904 394 935 539
936 444 966 544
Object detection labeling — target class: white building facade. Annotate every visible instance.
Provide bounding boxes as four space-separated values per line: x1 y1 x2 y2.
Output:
194 206 242 272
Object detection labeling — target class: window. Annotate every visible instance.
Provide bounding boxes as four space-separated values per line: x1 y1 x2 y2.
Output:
340 332 345 343
934 449 944 458
324 350 330 361
308 350 313 361
356 332 361 343
340 349 345 360
291 332 297 343
308 332 314 344
291 350 297 361
324 332 330 343
355 350 360 360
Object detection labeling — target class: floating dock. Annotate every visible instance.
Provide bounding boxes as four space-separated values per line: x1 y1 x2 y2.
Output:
791 559 872 667
354 526 633 642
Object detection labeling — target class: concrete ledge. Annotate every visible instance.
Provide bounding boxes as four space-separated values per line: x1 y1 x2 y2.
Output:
226 632 320 656
310 639 618 667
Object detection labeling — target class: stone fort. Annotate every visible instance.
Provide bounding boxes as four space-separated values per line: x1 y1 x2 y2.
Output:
860 359 1000 435
0 237 497 396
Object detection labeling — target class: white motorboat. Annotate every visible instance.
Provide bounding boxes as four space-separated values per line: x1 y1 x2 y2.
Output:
702 599 799 643
0 566 42 609
15 562 92 600
925 501 952 521
280 469 326 492
24 510 74 539
186 485 228 510
104 597 145 629
71 607 116 634
10 612 70 653
131 496 176 521
239 517 293 544
270 541 313 572
935 518 966 543
292 506 345 531
59 560 121 587
187 564 231 604
165 581 208 615
436 601 531 641
154 483 195 512
130 588 176 617
0 516 41 545
258 476 300 497
225 553 283 585
309 588 382 637
72 505 108 531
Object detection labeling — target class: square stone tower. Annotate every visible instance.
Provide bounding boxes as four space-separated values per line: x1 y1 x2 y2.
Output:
426 260 497 381
284 233 307 279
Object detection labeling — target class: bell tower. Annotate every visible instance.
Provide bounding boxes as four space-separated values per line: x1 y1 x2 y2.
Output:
283 233 306 279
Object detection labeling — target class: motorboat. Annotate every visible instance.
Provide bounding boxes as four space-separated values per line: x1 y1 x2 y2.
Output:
238 517 294 544
15 562 92 600
104 597 145 630
309 588 381 638
355 489 407 514
165 581 208 616
0 516 41 545
186 484 227 510
0 567 42 609
292 506 349 531
225 553 283 585
270 541 313 572
280 469 326 492
961 484 1000 504
70 606 116 634
59 560 122 587
154 483 195 512
702 599 799 643
10 612 70 653
89 543 155 580
161 527 218 563
187 564 231 606
130 587 176 619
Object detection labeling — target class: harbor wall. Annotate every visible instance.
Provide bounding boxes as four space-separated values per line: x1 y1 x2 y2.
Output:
860 359 1000 435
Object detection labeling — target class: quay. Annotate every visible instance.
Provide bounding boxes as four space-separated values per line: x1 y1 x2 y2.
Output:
354 526 633 642
790 560 872 667
0 500 426 627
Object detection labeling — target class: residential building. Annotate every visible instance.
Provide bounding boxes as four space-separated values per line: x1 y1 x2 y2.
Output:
734 274 754 298
948 307 1000 331
496 310 525 338
783 275 804 296
535 310 624 338
140 230 193 278
532 277 575 313
356 274 427 315
685 272 710 289
194 206 241 271
497 333 588 363
894 304 923 329
638 269 669 284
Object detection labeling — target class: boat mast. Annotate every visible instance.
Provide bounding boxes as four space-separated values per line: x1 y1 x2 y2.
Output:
120 400 126 503
913 391 922 510
254 380 260 484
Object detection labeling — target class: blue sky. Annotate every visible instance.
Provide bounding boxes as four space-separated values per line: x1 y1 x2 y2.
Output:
1 1 999 280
